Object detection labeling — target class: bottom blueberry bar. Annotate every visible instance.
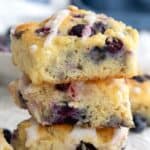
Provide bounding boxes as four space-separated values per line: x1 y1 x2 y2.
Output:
128 75 150 133
9 75 133 128
11 118 128 150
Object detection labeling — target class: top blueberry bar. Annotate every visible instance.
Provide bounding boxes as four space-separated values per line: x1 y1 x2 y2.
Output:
10 6 139 84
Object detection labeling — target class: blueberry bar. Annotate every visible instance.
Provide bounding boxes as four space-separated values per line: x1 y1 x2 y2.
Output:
9 75 133 128
10 6 139 84
128 75 150 132
11 118 128 150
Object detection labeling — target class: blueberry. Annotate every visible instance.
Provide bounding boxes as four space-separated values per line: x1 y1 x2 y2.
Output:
88 46 106 63
55 83 70 92
3 129 12 144
76 141 97 150
107 115 122 127
68 24 94 37
132 76 145 83
35 27 51 36
105 37 123 53
73 14 84 18
93 22 106 34
88 38 123 63
77 64 83 70
132 75 150 83
0 28 11 52
144 74 150 80
5 27 11 46
130 114 147 133
68 24 85 37
50 102 86 124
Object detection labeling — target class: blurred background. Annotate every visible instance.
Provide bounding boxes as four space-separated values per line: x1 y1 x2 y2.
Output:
0 0 150 80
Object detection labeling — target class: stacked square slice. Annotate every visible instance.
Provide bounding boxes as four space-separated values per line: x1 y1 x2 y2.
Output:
9 6 139 150
128 74 150 132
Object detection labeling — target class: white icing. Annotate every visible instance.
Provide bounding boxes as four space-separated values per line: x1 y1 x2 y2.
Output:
30 44 38 53
44 9 69 47
133 87 141 94
69 127 97 142
65 127 98 149
118 32 125 39
111 127 128 145
64 115 101 149
82 25 92 38
25 122 39 147
98 14 108 19
84 11 97 26
69 127 128 148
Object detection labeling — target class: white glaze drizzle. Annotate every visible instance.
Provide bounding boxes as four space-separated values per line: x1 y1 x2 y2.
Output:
44 9 69 47
84 11 97 26
25 122 39 147
30 44 38 53
69 127 97 144
111 127 128 145
133 86 141 94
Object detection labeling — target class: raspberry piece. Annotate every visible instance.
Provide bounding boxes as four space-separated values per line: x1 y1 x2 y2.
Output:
93 22 106 34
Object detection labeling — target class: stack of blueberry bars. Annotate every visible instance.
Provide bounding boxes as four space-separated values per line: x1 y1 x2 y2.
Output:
8 6 139 150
